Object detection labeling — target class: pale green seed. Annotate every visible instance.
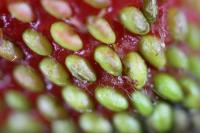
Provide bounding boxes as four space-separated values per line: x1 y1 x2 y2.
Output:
37 95 67 119
131 91 153 117
94 45 122 76
41 0 72 19
65 55 96 82
87 16 116 44
186 24 200 49
8 2 34 23
119 6 150 35
23 29 52 56
40 57 69 86
62 84 92 112
142 0 158 23
51 22 83 51
167 7 188 41
179 77 200 109
188 55 200 79
95 86 128 112
174 109 189 132
0 39 23 61
5 90 30 111
52 119 76 133
153 73 183 102
166 46 188 69
113 113 142 133
148 102 173 133
79 112 112 133
191 111 200 132
139 35 166 69
6 112 43 132
13 65 44 92
83 0 111 8
123 52 147 89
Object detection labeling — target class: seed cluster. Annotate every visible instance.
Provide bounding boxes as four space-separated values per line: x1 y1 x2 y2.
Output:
1 0 200 133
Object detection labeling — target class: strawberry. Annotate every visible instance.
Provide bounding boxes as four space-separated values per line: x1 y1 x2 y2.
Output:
0 0 200 132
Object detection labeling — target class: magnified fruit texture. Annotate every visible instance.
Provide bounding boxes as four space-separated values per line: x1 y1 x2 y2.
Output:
0 0 200 132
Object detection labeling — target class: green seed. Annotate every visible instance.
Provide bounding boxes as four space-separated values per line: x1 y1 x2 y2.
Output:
119 6 150 35
131 91 153 117
37 94 66 119
50 22 83 51
94 45 122 76
186 24 200 49
166 46 188 69
65 55 96 82
139 35 166 69
153 73 183 102
13 65 44 92
167 7 188 41
142 0 158 23
6 112 43 132
174 108 189 132
52 119 76 133
191 111 200 132
41 0 72 19
5 90 30 111
113 112 142 133
95 86 128 112
123 52 147 89
148 102 173 133
179 77 200 109
87 16 116 44
23 28 52 56
0 39 23 61
188 55 200 80
62 84 92 112
83 0 111 8
8 2 34 23
40 57 69 86
79 112 112 133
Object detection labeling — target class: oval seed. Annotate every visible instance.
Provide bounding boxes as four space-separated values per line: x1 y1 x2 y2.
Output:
23 28 52 56
79 112 112 133
174 109 189 132
186 24 200 49
148 102 173 132
40 57 69 86
167 7 188 41
8 2 34 23
62 84 92 112
95 86 128 111
52 120 76 133
0 39 23 61
153 73 183 102
142 0 158 23
113 113 142 133
123 52 147 89
65 55 96 82
188 55 200 79
87 16 116 44
179 77 200 109
5 90 30 111
41 0 72 19
51 22 83 51
131 91 153 117
13 65 44 92
119 6 150 35
166 46 188 69
83 0 111 9
94 45 122 76
139 35 166 69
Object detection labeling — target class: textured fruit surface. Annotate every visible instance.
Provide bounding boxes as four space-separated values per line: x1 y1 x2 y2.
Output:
0 0 200 132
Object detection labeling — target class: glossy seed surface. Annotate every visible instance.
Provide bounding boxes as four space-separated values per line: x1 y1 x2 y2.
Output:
119 6 150 35
83 0 111 8
123 52 147 89
186 24 200 49
142 0 158 23
87 16 116 44
65 55 96 82
23 29 52 56
94 45 122 76
52 120 76 133
50 22 83 51
95 86 128 112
